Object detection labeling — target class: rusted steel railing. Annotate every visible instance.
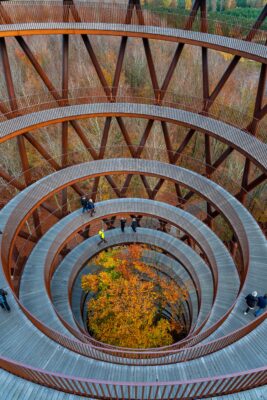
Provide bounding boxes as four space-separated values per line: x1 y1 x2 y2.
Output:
0 2 266 43
1 158 265 367
0 88 266 143
0 355 266 399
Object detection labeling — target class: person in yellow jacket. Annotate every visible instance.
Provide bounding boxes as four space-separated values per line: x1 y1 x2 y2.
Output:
97 229 107 245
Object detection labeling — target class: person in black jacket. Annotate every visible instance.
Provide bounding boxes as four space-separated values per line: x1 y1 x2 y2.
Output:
0 289 10 312
120 217 126 232
81 196 88 213
131 218 137 233
244 291 258 315
87 199 96 217
255 294 267 317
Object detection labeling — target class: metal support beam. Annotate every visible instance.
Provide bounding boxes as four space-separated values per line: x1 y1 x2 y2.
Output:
160 0 202 97
0 37 42 237
240 62 267 204
61 31 69 216
246 173 266 192
111 0 135 99
201 3 212 178
0 167 25 191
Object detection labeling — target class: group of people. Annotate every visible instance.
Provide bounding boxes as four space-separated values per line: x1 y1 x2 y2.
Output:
1 199 266 318
80 196 96 217
81 196 139 245
244 291 267 317
120 217 138 232
97 218 138 245
80 197 267 318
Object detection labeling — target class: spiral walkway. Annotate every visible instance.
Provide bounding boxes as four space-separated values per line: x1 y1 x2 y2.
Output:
0 1 266 399
52 228 204 332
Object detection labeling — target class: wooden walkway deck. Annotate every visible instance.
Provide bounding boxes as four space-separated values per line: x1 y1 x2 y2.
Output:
0 23 266 63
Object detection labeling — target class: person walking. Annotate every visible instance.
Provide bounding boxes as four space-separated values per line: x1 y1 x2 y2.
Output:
81 196 88 213
255 294 267 317
97 229 107 245
120 217 126 232
244 291 258 315
87 198 96 217
131 218 137 233
0 289 10 312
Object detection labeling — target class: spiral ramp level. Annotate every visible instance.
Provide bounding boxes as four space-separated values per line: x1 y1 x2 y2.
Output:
0 1 266 399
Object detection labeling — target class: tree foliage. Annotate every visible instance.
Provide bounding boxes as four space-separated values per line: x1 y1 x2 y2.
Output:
81 245 188 348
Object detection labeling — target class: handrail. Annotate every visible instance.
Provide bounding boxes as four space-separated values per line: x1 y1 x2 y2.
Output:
74 241 195 335
0 146 264 236
48 213 210 344
8 172 241 344
0 147 258 305
9 171 241 351
3 281 266 365
2 160 264 365
50 211 240 355
0 157 266 394
0 149 250 267
13 196 215 347
0 1 265 396
65 221 229 347
0 355 266 398
53 222 196 345
0 2 266 43
0 88 266 143
2 200 265 364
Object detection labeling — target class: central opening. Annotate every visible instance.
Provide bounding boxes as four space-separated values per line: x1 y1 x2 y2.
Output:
81 244 190 348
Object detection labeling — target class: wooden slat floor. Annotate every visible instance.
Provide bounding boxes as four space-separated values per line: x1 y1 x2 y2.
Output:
1 158 263 338
20 198 234 341
0 213 265 378
0 160 266 395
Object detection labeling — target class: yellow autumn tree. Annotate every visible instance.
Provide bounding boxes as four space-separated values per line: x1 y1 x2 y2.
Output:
81 245 188 348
